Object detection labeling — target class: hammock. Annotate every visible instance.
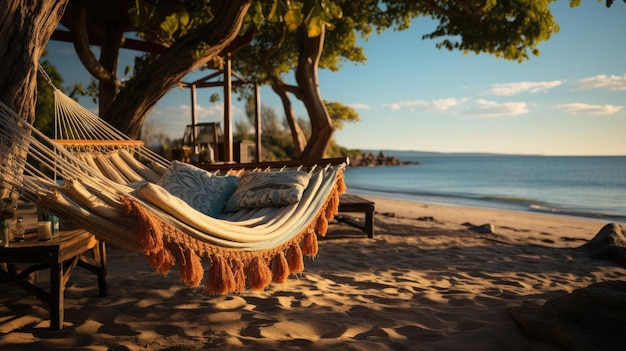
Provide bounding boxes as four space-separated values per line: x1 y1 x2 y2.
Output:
0 77 347 295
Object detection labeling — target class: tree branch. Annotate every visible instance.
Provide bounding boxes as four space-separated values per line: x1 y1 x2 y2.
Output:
66 7 114 83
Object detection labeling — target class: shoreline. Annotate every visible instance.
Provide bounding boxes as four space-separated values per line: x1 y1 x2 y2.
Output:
1 196 624 350
353 194 611 249
348 187 626 227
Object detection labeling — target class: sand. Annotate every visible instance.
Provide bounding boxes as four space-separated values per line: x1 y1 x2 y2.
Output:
1 195 625 350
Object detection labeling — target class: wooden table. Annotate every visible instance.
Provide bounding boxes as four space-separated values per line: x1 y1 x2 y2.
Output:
336 194 375 238
0 229 107 330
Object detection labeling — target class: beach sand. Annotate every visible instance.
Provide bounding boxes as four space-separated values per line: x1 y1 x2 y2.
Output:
1 196 625 350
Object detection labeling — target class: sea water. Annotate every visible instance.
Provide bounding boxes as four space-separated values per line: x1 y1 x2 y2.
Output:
343 155 626 224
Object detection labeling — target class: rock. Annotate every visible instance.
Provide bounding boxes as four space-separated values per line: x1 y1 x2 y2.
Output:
578 223 626 266
350 151 418 167
463 222 496 234
510 280 626 351
510 223 626 350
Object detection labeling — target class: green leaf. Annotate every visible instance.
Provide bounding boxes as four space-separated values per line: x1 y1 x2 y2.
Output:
179 9 190 30
160 13 180 37
251 0 265 26
308 16 324 37
285 9 302 31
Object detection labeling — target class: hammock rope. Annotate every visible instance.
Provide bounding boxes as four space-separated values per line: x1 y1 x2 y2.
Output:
0 68 347 294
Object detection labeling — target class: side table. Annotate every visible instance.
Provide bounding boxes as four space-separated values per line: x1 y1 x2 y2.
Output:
336 194 375 238
0 229 107 330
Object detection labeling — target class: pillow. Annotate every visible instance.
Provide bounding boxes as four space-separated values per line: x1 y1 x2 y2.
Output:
224 170 311 212
158 161 239 216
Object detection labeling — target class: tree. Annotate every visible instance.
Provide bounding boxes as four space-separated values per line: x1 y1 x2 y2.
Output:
2 0 620 177
232 0 575 159
0 1 67 199
53 0 334 156
0 2 67 121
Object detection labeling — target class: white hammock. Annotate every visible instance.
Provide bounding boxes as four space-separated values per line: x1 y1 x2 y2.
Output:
0 76 347 294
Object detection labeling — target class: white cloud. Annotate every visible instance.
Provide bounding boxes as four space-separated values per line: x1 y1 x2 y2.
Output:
487 81 562 96
349 103 371 110
385 98 467 112
464 99 529 118
152 103 225 121
557 103 623 115
574 74 626 91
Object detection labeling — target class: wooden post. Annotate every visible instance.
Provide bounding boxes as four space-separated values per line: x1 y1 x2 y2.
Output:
254 82 262 162
190 84 199 160
223 53 233 162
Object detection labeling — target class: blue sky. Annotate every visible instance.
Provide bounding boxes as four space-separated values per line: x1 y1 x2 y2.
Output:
46 1 626 156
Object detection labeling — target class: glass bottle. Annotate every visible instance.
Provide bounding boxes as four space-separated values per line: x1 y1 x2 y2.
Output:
14 216 25 241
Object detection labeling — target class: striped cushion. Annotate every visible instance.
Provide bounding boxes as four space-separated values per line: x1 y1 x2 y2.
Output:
224 170 311 212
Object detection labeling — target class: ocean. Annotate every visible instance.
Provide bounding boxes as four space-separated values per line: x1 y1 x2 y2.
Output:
343 155 626 224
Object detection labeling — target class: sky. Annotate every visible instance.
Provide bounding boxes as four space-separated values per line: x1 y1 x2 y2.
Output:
45 1 626 156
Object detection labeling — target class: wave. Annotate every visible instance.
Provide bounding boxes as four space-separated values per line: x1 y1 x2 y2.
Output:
346 185 626 224
528 204 626 222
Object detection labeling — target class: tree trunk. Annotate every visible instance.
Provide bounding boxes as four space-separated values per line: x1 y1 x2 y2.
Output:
0 0 67 120
295 25 334 160
98 24 124 116
0 0 68 197
259 36 307 157
63 4 119 113
105 0 252 139
270 83 307 157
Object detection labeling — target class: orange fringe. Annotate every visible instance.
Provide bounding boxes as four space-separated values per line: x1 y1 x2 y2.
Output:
230 258 246 293
315 213 328 236
205 254 235 295
178 247 204 287
148 248 175 275
337 172 347 193
300 229 318 257
287 243 305 274
325 191 339 221
271 252 290 284
122 195 163 255
247 256 272 291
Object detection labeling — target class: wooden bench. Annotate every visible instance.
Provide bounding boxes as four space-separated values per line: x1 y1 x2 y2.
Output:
0 229 107 330
336 194 375 238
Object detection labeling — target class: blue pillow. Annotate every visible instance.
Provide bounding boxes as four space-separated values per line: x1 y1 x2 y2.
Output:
158 161 239 216
224 170 311 212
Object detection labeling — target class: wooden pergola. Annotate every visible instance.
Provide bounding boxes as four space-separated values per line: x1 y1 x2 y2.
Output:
182 54 262 164
49 0 262 163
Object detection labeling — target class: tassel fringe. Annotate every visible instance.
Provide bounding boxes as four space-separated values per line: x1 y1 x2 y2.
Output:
122 195 163 255
247 256 272 291
205 254 235 295
300 229 318 257
315 214 328 236
287 243 305 274
271 252 290 284
231 259 246 293
178 247 204 287
148 248 175 275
